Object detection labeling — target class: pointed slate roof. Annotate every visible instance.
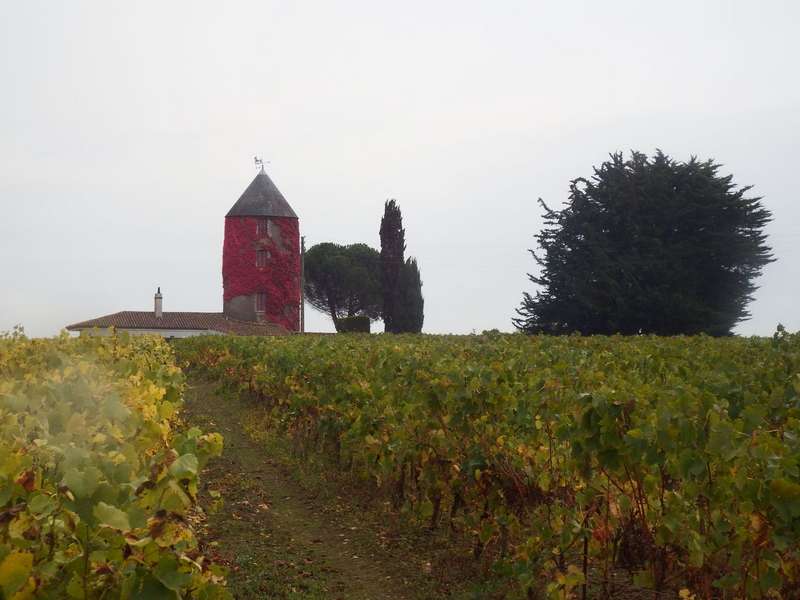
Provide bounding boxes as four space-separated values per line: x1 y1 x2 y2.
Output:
226 168 297 218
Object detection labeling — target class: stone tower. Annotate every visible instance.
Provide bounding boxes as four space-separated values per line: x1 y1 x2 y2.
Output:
222 167 300 331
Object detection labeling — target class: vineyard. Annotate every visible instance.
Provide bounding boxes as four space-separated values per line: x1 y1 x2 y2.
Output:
176 330 800 599
3 329 799 599
0 331 230 599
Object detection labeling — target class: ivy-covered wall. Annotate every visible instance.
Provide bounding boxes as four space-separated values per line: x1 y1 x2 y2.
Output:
222 216 300 331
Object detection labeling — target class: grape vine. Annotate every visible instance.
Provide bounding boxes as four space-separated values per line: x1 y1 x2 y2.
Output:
177 330 800 599
0 331 230 599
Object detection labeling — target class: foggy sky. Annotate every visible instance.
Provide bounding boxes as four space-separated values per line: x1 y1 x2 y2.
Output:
1 1 798 336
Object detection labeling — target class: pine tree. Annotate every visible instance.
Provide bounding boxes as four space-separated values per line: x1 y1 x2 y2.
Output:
379 199 405 333
304 242 382 330
514 151 774 336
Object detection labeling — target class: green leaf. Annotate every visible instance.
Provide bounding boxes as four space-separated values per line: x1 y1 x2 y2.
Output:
161 480 192 512
94 501 131 530
28 492 56 515
154 556 192 591
62 466 102 498
770 478 800 518
67 572 85 598
102 396 131 422
479 522 496 544
678 450 706 479
168 454 198 479
0 479 11 506
598 447 620 469
632 569 654 589
131 574 179 600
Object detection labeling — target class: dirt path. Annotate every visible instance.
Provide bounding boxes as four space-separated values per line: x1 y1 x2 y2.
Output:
184 382 463 600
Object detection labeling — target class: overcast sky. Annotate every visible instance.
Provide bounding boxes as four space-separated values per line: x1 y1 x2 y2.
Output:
1 0 798 336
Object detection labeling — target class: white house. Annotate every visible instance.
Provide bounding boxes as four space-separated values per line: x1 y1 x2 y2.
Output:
67 288 287 338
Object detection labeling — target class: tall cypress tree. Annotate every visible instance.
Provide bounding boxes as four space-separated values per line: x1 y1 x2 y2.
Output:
380 199 405 332
394 258 424 333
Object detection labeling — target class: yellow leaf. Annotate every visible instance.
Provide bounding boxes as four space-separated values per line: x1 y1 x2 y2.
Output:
11 577 35 600
153 521 194 547
749 513 760 529
0 552 33 596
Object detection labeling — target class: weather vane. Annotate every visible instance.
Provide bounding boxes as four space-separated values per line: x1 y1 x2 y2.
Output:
254 156 269 171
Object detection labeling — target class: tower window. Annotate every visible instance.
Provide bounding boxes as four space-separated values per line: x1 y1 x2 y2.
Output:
256 218 278 238
256 249 270 267
255 292 267 313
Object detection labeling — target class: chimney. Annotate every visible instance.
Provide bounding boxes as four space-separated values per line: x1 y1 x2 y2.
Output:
154 287 163 318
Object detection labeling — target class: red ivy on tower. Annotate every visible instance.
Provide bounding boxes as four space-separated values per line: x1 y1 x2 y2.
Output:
222 167 300 331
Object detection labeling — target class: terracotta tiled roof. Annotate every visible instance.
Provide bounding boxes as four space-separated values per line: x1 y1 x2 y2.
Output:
66 311 289 336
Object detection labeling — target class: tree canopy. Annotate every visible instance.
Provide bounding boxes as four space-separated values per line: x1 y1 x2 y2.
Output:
304 242 382 329
514 151 774 336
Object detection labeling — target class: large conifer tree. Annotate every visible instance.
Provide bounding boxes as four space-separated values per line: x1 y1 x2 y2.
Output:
394 258 424 333
514 151 774 336
380 199 405 332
